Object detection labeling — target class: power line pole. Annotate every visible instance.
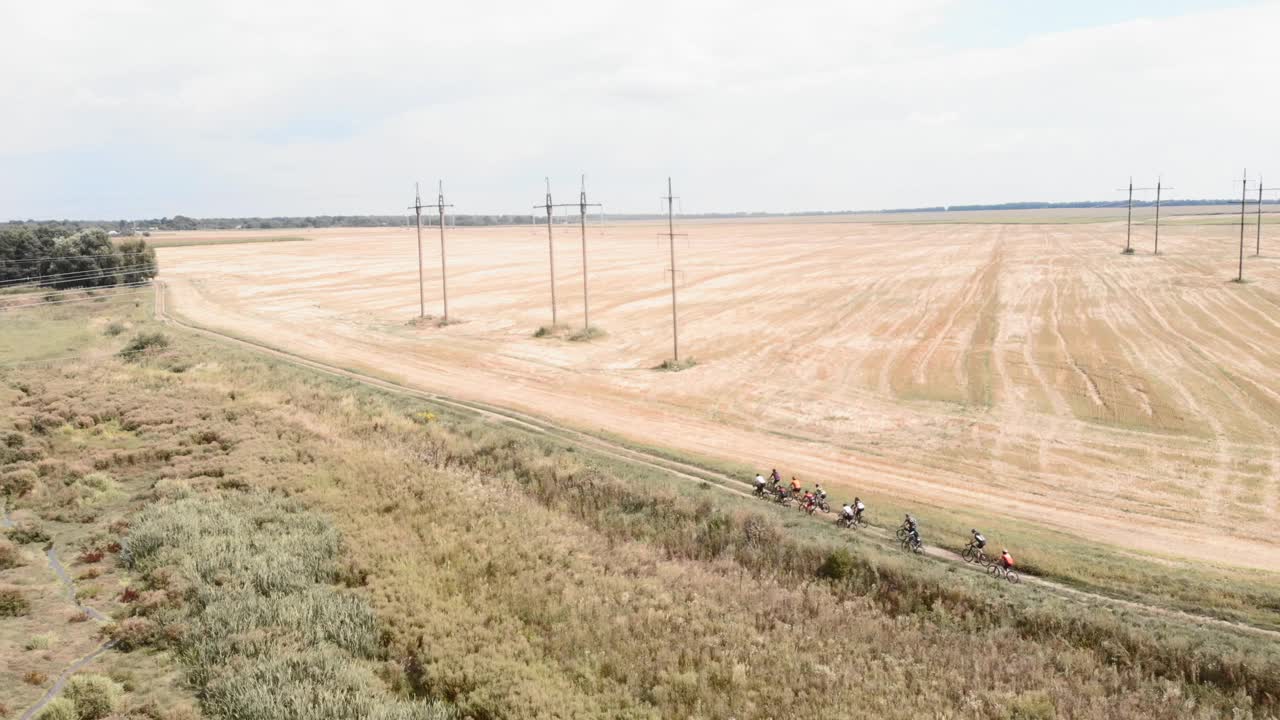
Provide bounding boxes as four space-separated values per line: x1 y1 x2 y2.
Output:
1116 178 1162 254
1257 177 1264 257
1238 169 1248 283
407 181 454 321
432 181 455 322
661 177 687 364
578 175 602 330
1153 179 1173 255
533 178 579 328
1124 178 1134 254
409 183 427 318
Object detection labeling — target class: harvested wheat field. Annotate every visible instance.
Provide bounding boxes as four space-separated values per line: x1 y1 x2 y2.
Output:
157 210 1280 571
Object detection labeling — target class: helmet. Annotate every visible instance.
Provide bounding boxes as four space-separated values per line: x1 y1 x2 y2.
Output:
1002 549 1008 553
971 529 977 534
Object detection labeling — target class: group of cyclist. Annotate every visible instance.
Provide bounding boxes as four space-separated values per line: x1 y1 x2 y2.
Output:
753 468 840 516
753 468 1016 575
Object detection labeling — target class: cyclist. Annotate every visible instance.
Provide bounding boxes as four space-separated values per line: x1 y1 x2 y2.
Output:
853 497 865 521
801 489 815 511
903 513 917 533
790 476 802 496
970 528 986 551
754 473 767 496
904 523 922 550
770 468 782 487
999 549 1014 569
841 502 855 521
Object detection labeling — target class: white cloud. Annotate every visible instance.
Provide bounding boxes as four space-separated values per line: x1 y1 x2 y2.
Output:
0 0 1276 217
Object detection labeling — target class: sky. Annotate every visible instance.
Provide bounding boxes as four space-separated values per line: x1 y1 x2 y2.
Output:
1 0 1277 219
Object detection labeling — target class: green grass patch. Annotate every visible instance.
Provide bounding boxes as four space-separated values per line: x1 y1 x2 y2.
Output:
144 235 309 248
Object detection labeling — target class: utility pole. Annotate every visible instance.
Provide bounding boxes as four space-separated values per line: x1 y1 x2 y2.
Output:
1116 178 1162 254
1238 169 1248 283
1257 178 1264 257
533 178 579 328
661 177 687 364
1124 178 1134 254
1154 179 1170 255
577 175 602 330
409 183 426 318
407 181 454 321
434 181 454 323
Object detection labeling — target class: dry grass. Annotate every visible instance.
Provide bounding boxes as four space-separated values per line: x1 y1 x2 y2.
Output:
3 296 1280 719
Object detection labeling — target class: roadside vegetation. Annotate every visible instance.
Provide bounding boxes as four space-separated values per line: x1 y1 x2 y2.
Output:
0 226 156 289
2 294 1278 718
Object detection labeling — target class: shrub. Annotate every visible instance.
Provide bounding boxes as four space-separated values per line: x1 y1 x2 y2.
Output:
78 548 105 564
655 357 697 372
119 332 169 360
35 697 75 720
64 674 123 720
1007 692 1057 720
0 539 20 569
23 670 48 685
533 324 567 338
104 617 159 652
8 523 51 544
567 326 606 342
103 321 126 337
25 633 54 650
0 587 31 616
817 548 856 581
1 467 37 497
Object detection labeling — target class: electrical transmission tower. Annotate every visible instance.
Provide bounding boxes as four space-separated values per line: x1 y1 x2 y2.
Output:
1255 178 1278 257
1152 178 1172 255
1236 169 1257 283
408 181 454 320
577 175 603 330
1117 178 1164 254
661 177 688 364
533 178 579 328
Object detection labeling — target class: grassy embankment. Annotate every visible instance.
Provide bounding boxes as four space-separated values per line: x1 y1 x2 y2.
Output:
2 294 1280 718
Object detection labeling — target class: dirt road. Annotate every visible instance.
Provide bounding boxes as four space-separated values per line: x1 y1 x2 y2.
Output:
155 216 1280 571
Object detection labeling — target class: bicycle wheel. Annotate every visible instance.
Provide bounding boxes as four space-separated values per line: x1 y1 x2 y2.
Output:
896 527 907 540
1006 570 1020 584
986 564 1000 578
961 546 975 563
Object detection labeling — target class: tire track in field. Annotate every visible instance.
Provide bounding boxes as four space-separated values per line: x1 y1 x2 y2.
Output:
153 282 1280 641
3 504 114 720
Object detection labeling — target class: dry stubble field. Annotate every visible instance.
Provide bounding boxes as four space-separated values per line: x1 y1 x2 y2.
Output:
157 210 1280 571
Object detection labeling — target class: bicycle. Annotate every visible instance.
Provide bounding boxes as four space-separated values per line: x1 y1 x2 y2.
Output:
961 542 989 566
988 562 1020 584
901 534 924 554
838 511 867 530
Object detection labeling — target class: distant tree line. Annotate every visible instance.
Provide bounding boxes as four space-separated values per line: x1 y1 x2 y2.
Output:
0 225 157 289
6 197 1274 235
